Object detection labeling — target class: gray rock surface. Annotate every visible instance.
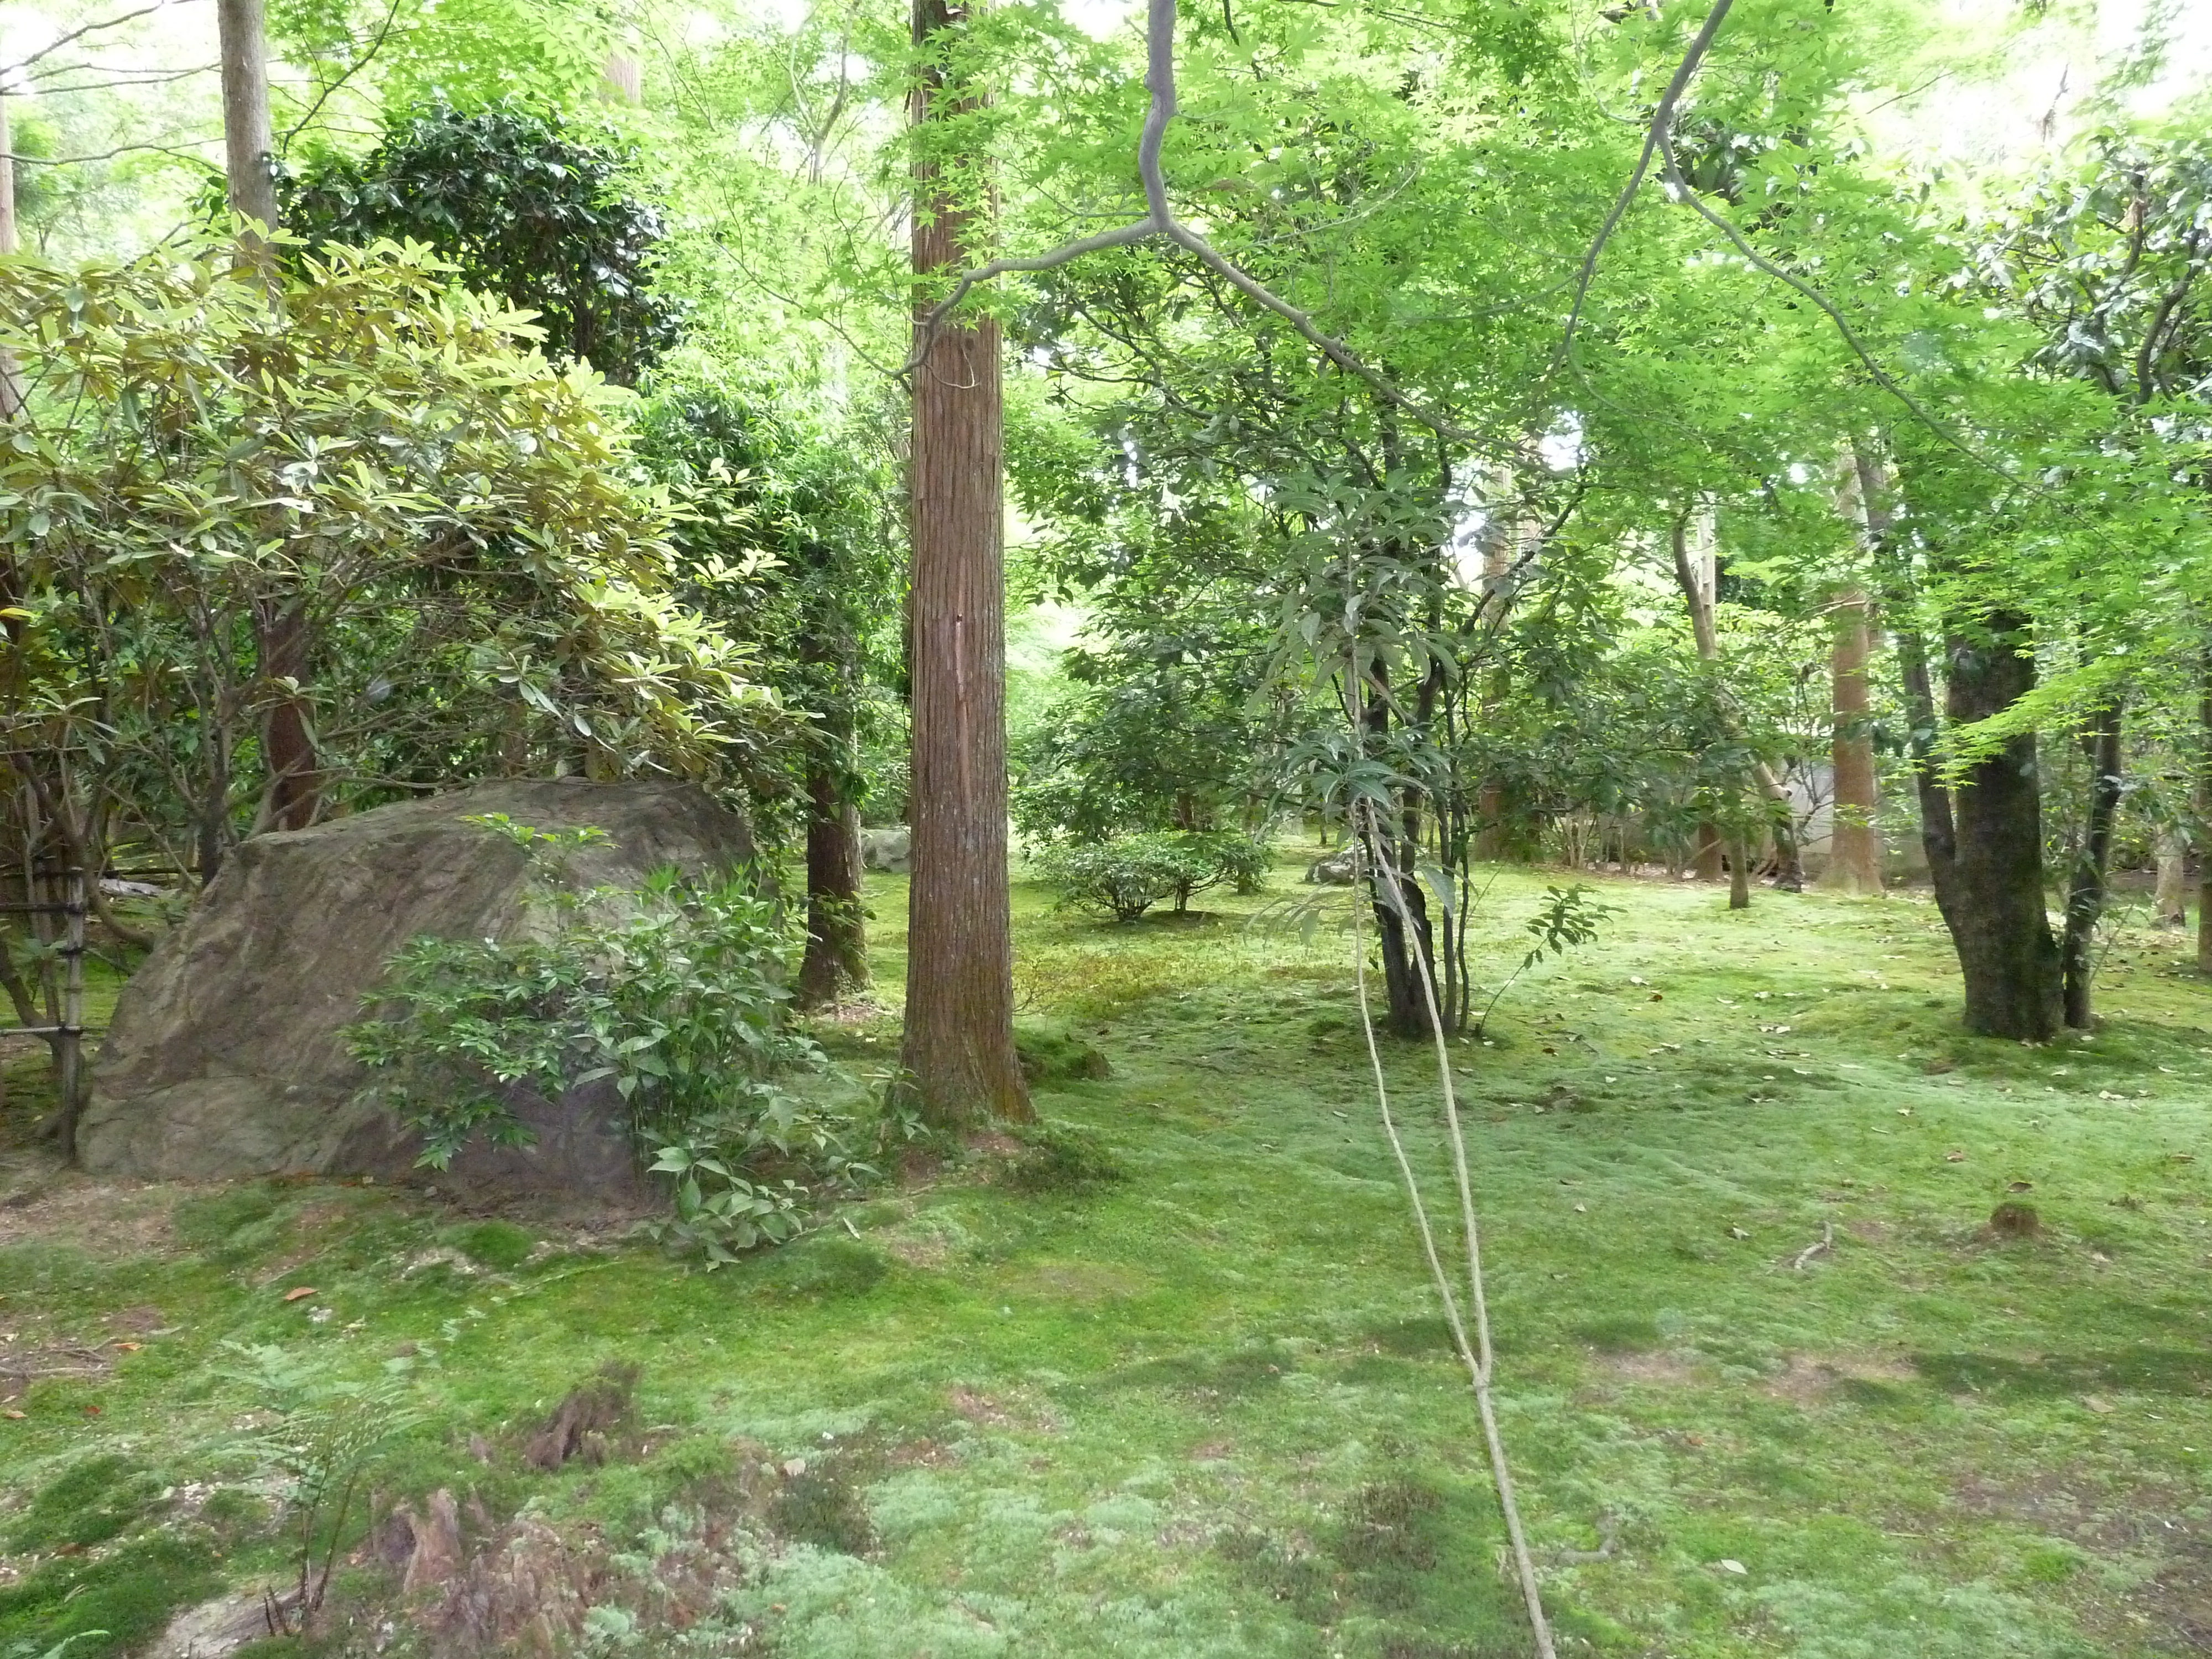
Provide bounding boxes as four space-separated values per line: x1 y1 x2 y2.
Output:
1305 848 1358 885
79 779 754 1192
861 826 911 874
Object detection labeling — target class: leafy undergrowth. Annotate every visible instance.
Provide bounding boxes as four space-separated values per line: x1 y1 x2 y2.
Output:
4 862 2211 1656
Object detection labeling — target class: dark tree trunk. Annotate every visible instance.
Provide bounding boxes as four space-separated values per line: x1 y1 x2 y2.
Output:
1358 663 1435 1040
1364 825 1436 1040
257 602 320 831
898 0 1030 1128
1902 616 2060 1040
796 764 869 1009
2060 698 2125 1028
1727 834 1751 910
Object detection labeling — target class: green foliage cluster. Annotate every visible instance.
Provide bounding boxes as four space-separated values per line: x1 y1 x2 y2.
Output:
349 819 870 1261
0 237 779 885
1033 831 1271 923
281 102 685 387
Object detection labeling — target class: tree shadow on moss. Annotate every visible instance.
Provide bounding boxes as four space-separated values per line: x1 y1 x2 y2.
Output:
1913 1347 2212 1397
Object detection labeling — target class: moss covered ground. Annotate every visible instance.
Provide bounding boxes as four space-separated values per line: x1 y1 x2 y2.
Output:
3 860 2210 1657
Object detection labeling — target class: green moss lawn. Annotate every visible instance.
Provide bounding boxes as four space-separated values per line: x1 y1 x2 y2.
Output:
3 860 2210 1657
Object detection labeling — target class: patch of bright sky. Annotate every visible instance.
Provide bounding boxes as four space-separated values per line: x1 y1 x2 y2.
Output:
1858 0 2212 183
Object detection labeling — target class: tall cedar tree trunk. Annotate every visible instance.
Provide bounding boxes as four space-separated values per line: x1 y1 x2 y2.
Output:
221 0 320 831
1898 618 2062 1040
2060 699 2125 1027
899 0 1031 1126
795 690 869 1007
1822 589 1884 893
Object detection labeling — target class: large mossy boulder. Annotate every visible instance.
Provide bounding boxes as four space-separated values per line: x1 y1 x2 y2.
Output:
79 779 755 1192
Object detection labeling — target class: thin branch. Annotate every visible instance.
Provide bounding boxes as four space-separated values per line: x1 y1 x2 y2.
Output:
1652 123 1996 476
900 0 1523 461
1549 0 1736 375
3 140 213 168
1349 797 1557 1658
2 0 199 79
22 64 221 92
279 0 405 149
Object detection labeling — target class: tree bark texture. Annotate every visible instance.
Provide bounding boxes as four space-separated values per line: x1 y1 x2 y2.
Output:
1822 589 1884 893
1933 619 2061 1040
1358 665 1436 1039
796 760 869 1008
899 0 1031 1128
217 0 279 231
2060 699 2124 1029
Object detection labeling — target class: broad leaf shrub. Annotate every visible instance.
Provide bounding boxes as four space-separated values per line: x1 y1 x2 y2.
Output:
349 821 875 1262
1033 832 1271 922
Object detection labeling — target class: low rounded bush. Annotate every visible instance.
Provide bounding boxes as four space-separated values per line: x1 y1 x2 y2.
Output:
1034 832 1271 922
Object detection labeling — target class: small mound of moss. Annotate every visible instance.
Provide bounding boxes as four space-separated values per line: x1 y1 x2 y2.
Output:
999 1121 1124 1194
1013 1020 1112 1083
445 1219 538 1271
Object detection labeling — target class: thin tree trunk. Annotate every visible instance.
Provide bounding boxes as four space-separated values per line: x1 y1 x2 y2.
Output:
795 761 869 1008
257 601 320 831
1359 662 1435 1039
899 0 1030 1128
221 0 320 832
2153 831 2186 930
0 90 22 417
1670 508 1790 893
2060 698 2124 1028
1822 588 1884 893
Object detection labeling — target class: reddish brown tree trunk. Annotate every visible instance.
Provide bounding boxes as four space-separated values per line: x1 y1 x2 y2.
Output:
1823 588 1884 893
899 0 1030 1128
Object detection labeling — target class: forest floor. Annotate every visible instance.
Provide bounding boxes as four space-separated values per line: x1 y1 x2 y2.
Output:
2 859 2210 1658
